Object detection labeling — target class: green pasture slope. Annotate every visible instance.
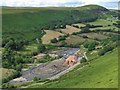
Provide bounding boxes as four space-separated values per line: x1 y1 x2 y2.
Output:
29 49 118 88
2 5 108 41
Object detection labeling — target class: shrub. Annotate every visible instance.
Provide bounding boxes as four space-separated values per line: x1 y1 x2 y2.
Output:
82 35 88 38
80 57 87 63
98 45 114 56
58 36 66 41
2 84 15 89
33 77 41 81
37 44 46 53
81 26 91 33
51 38 58 43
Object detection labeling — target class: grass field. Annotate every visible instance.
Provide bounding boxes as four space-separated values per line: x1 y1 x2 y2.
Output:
60 25 80 34
65 35 85 45
90 25 118 31
42 30 64 44
87 19 113 26
79 32 108 40
72 23 86 28
17 44 38 55
28 48 118 88
85 19 118 31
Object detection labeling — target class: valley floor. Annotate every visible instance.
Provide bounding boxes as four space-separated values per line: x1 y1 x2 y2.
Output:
27 49 118 88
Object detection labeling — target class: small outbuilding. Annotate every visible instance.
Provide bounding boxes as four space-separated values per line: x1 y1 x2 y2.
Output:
64 55 78 66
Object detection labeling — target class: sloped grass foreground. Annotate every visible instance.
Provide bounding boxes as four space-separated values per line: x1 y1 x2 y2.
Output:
28 49 118 88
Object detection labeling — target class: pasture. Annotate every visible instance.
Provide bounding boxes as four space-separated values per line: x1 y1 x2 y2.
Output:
90 25 118 31
42 30 64 44
72 23 86 28
65 35 85 45
60 25 80 34
79 32 108 40
87 19 113 26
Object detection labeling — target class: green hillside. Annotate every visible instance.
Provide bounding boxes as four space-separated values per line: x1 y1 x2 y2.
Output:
2 5 108 41
29 49 118 88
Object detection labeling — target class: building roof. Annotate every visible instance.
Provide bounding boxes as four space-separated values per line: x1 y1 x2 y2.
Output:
66 55 77 62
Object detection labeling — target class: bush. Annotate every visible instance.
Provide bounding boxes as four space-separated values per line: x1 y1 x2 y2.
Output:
88 43 96 51
80 58 87 63
72 32 81 35
37 44 46 53
81 26 91 33
2 84 15 89
98 45 114 56
58 36 66 41
51 38 58 43
82 35 88 38
72 25 79 28
83 42 89 48
33 77 41 81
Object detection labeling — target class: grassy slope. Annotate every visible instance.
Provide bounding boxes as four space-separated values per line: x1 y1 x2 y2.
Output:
30 49 118 88
2 9 69 41
2 5 107 41
87 19 118 31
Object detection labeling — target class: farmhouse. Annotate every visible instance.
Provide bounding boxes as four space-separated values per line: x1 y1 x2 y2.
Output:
64 55 78 66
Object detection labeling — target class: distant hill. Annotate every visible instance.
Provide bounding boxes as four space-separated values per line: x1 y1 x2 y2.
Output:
2 5 111 42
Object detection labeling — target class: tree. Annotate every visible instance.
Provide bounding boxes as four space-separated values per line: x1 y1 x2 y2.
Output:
51 38 58 43
37 44 46 53
83 42 89 48
82 35 88 38
58 36 66 41
15 63 22 71
81 26 90 33
98 45 114 56
88 43 95 51
83 42 98 51
5 40 15 50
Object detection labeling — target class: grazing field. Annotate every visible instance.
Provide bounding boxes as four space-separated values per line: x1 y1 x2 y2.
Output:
29 49 118 88
42 30 64 44
90 25 118 31
65 35 85 45
79 32 108 40
0 68 16 80
60 25 80 34
18 44 38 55
72 23 86 28
87 19 113 26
